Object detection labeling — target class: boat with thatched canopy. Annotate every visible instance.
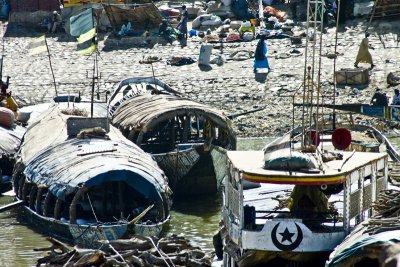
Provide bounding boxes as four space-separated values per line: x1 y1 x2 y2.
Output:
12 103 172 247
0 118 25 193
109 77 236 195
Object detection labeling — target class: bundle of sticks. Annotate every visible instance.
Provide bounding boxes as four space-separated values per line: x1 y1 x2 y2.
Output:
366 189 400 235
35 235 213 267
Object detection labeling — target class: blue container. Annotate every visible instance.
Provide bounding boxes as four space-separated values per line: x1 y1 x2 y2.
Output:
189 29 197 37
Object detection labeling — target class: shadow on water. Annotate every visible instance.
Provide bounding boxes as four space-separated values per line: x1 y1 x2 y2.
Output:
166 193 222 251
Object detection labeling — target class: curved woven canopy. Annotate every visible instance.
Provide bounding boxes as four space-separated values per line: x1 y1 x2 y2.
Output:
20 104 170 202
111 94 234 138
0 125 24 156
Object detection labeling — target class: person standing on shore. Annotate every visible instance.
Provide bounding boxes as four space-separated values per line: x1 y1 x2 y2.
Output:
392 89 400 105
355 32 375 69
253 34 270 73
177 5 188 39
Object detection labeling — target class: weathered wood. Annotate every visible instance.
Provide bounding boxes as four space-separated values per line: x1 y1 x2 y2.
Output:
54 198 63 220
70 186 88 224
0 200 24 213
35 236 212 267
28 184 37 210
105 236 154 251
73 251 106 267
43 191 54 217
35 187 46 215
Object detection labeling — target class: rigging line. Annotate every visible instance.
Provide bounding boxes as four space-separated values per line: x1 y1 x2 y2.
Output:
86 192 99 223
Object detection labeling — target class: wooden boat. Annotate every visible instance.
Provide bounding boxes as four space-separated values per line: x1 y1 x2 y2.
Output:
218 124 398 267
0 122 25 194
12 103 172 247
109 77 236 195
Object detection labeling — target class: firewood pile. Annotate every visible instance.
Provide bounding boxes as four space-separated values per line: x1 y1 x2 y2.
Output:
366 189 400 235
35 235 213 267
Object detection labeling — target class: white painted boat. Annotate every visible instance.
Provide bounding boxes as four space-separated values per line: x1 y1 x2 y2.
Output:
219 125 395 266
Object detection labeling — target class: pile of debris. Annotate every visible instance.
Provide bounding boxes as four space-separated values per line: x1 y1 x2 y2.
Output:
36 235 213 267
366 189 400 235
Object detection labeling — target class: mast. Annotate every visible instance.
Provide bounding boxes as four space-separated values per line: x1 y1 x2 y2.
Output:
90 8 97 118
301 0 325 148
332 0 341 130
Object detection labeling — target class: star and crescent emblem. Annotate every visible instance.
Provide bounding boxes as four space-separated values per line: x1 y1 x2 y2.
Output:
271 222 303 251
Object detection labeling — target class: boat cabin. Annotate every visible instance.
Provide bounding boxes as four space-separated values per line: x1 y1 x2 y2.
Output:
221 143 388 266
12 105 172 246
108 77 236 195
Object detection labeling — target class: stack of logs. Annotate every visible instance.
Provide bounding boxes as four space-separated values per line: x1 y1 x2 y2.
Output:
366 189 400 235
35 235 213 267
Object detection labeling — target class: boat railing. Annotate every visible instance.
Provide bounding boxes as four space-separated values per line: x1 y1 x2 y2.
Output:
253 210 340 229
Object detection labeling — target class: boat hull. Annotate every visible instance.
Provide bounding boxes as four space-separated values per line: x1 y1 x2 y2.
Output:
153 145 228 195
21 204 170 247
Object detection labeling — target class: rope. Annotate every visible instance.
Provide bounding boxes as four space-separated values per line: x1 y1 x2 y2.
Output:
147 237 175 267
62 253 76 267
105 240 128 265
87 192 99 223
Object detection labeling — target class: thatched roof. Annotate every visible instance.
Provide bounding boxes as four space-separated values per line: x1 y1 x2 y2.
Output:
20 104 171 201
0 126 24 156
103 3 162 30
111 94 234 135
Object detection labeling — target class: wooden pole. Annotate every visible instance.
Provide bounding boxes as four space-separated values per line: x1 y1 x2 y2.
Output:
332 0 341 130
45 37 58 101
91 55 95 118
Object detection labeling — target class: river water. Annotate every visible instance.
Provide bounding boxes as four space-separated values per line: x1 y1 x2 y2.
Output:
1 136 399 266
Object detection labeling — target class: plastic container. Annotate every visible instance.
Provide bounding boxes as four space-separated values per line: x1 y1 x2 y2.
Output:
198 44 212 65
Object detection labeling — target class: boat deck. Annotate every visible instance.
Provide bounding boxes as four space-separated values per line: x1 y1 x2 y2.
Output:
227 150 387 185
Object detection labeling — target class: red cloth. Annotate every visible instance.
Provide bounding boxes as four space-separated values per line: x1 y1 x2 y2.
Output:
264 6 288 21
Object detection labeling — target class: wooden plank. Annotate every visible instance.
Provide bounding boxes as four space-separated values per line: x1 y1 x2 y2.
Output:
0 200 24 213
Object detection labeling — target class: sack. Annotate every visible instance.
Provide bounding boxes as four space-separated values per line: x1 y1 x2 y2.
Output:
0 107 14 129
265 151 316 171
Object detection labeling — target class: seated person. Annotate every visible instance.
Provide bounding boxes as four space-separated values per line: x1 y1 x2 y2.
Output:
370 88 388 106
288 185 329 228
48 11 62 34
159 19 175 43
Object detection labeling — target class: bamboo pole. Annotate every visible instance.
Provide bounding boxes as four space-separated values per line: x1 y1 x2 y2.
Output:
44 37 58 101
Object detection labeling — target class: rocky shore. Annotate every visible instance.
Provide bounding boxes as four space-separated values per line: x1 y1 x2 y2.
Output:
3 17 400 137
